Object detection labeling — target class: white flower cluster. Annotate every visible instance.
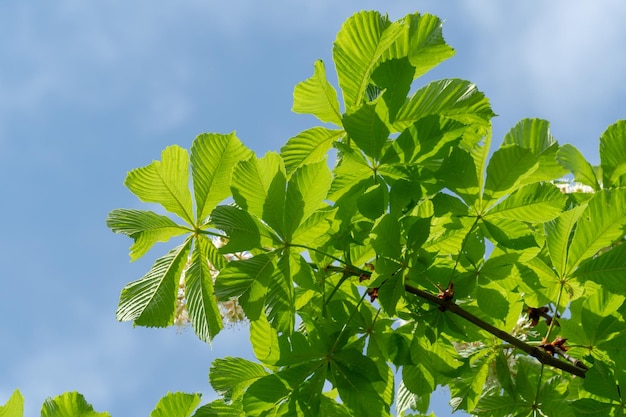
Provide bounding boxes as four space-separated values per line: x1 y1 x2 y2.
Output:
173 235 252 332
553 180 595 194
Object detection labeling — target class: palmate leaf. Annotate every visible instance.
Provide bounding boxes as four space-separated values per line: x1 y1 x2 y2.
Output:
41 392 110 417
485 182 567 223
214 253 275 321
333 11 404 110
210 205 268 253
209 357 268 403
265 255 296 333
185 236 223 343
191 132 253 223
599 120 626 187
125 145 194 225
281 127 344 176
149 392 201 417
292 60 342 125
106 209 189 261
231 152 286 237
116 240 191 327
0 389 23 417
566 188 626 275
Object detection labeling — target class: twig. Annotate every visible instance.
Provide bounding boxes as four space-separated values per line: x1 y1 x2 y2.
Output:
404 283 587 378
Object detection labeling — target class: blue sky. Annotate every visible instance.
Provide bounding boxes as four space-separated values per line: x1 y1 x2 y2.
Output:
1 1 626 416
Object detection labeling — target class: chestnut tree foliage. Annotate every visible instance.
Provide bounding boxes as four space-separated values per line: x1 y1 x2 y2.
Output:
5 9 626 417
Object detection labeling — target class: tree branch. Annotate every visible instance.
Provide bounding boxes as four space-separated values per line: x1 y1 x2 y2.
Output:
404 283 587 378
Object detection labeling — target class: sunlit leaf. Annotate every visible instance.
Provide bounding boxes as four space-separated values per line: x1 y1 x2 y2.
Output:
371 57 415 123
191 132 253 222
566 188 626 274
557 144 600 190
209 357 268 403
210 205 266 253
485 183 567 223
191 399 244 417
116 239 192 327
214 253 275 320
231 152 286 237
106 209 188 261
293 60 342 125
125 145 194 225
41 392 110 417
573 243 626 294
393 79 494 131
0 389 23 417
149 392 201 417
281 127 344 176
599 120 626 188
483 144 538 203
185 237 223 342
343 102 389 161
333 11 404 109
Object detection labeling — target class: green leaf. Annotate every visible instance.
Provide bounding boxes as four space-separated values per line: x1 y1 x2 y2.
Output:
503 118 565 175
600 120 626 188
265 255 296 332
483 144 538 203
399 12 455 78
214 253 275 320
116 239 192 327
210 205 265 253
125 145 194 225
370 213 402 259
0 389 23 417
357 183 388 220
250 313 281 366
281 127 344 176
292 60 342 125
106 209 188 261
333 11 404 109
583 360 620 402
557 144 600 190
231 152 286 237
393 79 494 131
545 205 586 278
284 160 332 240
209 357 269 402
571 398 615 417
185 237 223 342
371 57 415 123
343 102 389 161
485 183 567 223
573 242 626 294
331 349 388 417
150 392 201 417
41 392 110 417
566 188 626 274
437 146 480 207
191 132 253 222
449 353 493 413
191 399 244 417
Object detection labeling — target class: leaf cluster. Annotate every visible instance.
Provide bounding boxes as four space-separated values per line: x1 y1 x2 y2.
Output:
23 9 626 417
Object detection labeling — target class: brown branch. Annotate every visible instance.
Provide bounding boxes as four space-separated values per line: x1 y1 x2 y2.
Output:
404 283 587 378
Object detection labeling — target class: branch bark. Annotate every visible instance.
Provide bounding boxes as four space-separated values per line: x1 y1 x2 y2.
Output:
404 283 587 378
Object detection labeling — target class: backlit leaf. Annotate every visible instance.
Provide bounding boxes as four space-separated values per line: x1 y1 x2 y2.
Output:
209 357 268 402
125 145 194 225
41 392 110 417
557 144 600 190
281 127 343 176
185 237 223 342
343 102 389 161
0 389 23 417
191 132 253 222
116 240 192 327
106 208 188 261
292 60 342 125
150 392 201 417
599 120 626 188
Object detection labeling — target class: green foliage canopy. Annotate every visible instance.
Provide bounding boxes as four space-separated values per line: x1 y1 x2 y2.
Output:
6 9 626 417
